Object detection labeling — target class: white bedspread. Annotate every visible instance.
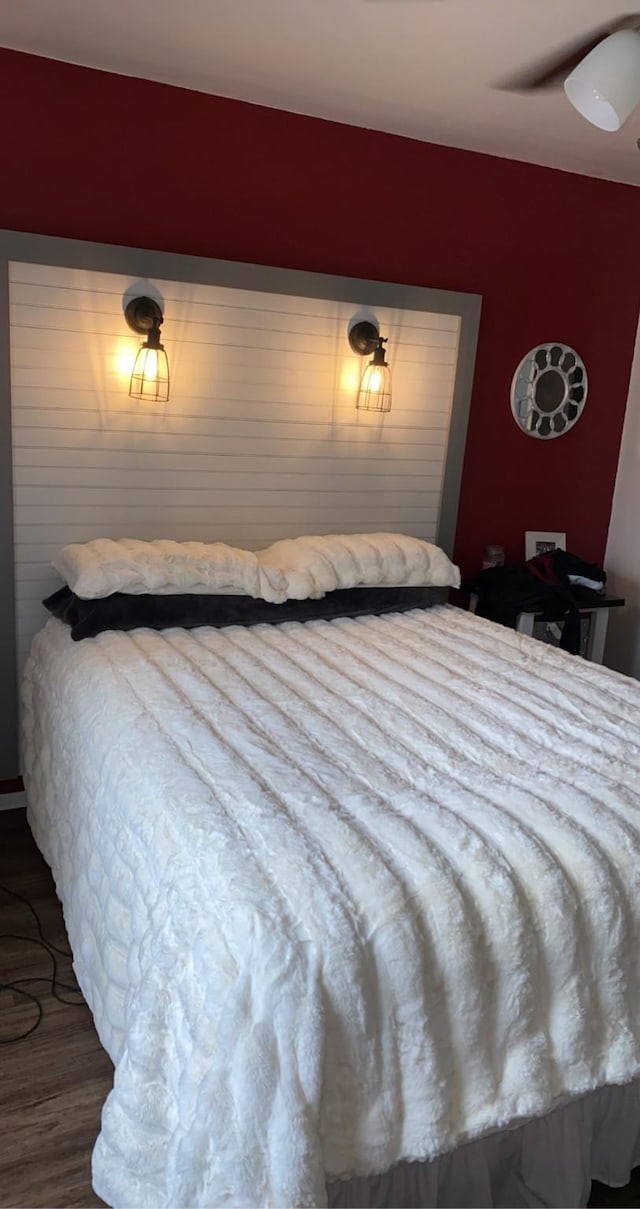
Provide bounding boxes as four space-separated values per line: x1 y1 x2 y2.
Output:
21 606 640 1208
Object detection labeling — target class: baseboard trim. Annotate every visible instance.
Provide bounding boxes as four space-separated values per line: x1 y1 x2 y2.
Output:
0 789 26 812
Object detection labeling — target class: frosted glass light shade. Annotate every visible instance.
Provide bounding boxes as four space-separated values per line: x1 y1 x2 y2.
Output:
564 29 640 131
356 361 392 412
129 344 170 401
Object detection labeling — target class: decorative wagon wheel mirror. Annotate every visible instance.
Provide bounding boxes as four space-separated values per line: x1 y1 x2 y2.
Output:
510 343 588 439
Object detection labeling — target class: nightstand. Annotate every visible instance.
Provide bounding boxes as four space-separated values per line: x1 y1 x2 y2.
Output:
514 595 625 663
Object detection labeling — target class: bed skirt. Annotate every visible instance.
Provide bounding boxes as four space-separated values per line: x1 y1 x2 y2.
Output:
328 1079 640 1208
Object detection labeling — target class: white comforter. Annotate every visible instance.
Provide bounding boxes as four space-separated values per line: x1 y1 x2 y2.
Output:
22 606 640 1208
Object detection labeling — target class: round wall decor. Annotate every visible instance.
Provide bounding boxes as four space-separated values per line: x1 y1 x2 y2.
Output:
510 343 587 439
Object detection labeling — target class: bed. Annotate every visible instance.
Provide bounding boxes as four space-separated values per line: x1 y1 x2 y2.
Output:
22 600 640 1208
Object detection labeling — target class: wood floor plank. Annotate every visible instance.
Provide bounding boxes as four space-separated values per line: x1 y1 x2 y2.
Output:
0 808 111 1208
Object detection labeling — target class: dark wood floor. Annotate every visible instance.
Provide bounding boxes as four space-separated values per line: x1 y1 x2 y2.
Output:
2 806 640 1209
0 808 111 1208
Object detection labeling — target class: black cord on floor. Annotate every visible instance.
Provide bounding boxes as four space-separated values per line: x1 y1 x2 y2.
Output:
0 881 85 1044
1 881 72 957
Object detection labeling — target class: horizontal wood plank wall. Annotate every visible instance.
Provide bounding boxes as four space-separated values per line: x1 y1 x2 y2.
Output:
10 262 460 676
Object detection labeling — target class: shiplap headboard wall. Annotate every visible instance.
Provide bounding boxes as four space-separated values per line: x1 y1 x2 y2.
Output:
0 231 481 778
11 265 461 673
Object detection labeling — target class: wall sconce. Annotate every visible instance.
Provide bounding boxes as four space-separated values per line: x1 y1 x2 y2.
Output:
348 320 392 413
124 296 170 401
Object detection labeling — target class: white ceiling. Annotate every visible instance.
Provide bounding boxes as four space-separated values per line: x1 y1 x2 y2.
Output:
2 0 640 184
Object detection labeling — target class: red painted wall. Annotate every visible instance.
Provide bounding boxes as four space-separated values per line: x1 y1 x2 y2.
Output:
3 48 639 575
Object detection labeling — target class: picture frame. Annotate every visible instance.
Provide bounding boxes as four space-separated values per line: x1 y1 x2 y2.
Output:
525 530 566 561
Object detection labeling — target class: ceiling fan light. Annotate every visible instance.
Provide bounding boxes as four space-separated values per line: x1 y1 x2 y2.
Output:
564 29 640 132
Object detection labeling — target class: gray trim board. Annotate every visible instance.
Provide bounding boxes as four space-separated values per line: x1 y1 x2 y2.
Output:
0 228 481 778
0 248 17 781
439 309 480 558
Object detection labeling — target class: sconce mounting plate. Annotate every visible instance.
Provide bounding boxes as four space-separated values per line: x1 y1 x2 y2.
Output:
125 296 164 336
348 320 380 357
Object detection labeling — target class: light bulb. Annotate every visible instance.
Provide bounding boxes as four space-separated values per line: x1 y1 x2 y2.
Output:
129 343 170 402
356 360 392 413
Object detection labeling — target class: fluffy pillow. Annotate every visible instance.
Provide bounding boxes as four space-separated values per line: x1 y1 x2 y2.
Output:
52 538 287 602
51 533 460 604
257 533 460 599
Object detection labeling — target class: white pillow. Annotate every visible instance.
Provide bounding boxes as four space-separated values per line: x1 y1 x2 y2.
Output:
257 533 460 599
53 538 288 602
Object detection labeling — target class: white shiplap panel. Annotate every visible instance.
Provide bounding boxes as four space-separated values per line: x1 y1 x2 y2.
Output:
12 416 451 452
15 471 444 494
12 518 434 567
11 375 456 402
11 262 461 679
13 429 448 461
11 391 454 425
13 449 444 477
10 308 460 356
8 265 460 329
